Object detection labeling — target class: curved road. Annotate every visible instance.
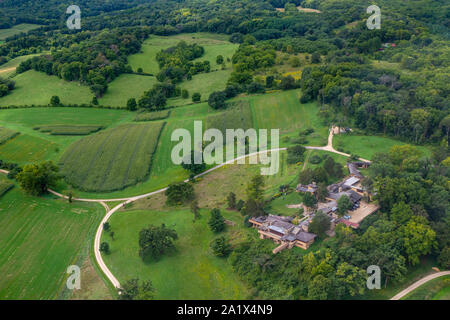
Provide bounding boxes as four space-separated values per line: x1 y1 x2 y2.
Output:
390 271 450 300
1 126 370 290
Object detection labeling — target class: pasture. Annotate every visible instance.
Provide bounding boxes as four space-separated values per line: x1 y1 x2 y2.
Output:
98 74 158 107
0 126 18 144
333 134 432 160
60 122 165 192
101 208 250 299
0 175 103 299
0 24 42 40
0 70 93 106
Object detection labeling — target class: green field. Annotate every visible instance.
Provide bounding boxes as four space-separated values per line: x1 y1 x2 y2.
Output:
0 107 133 163
60 122 165 192
0 24 42 40
128 33 237 75
0 126 18 144
98 74 158 107
0 54 45 78
246 90 328 146
0 175 103 299
135 110 171 122
0 70 93 106
403 275 450 300
101 208 250 299
169 69 233 106
0 179 14 198
0 134 58 164
333 134 432 160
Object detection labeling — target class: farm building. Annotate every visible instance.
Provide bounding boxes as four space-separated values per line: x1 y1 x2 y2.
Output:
296 182 318 194
249 215 317 252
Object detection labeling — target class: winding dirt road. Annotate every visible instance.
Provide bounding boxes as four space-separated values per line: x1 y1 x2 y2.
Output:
390 271 450 300
0 127 370 290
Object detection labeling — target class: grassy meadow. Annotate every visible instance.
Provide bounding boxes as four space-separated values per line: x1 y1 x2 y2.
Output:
0 174 104 299
98 74 158 107
0 70 93 106
0 53 45 78
333 134 432 160
0 126 18 144
101 208 250 299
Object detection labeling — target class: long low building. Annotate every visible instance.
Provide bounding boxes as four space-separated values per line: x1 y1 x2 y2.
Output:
249 215 317 252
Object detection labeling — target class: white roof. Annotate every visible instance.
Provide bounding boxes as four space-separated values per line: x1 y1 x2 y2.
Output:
344 177 360 186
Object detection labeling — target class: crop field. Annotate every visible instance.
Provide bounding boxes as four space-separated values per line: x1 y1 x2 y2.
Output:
0 70 93 106
98 74 158 107
101 208 250 299
0 126 19 144
0 179 14 198
33 125 104 136
333 134 432 160
135 110 171 122
0 24 42 40
60 122 165 192
0 176 103 299
0 134 58 164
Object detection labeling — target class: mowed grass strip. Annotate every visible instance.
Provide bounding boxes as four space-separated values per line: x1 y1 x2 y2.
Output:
134 110 171 122
0 126 19 144
0 178 103 299
60 122 165 192
0 179 14 198
33 125 104 136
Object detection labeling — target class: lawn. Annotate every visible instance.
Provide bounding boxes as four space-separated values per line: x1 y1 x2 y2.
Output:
0 70 93 106
98 74 158 107
60 122 165 192
403 275 450 300
0 24 42 40
0 175 104 299
333 134 431 160
101 208 250 299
